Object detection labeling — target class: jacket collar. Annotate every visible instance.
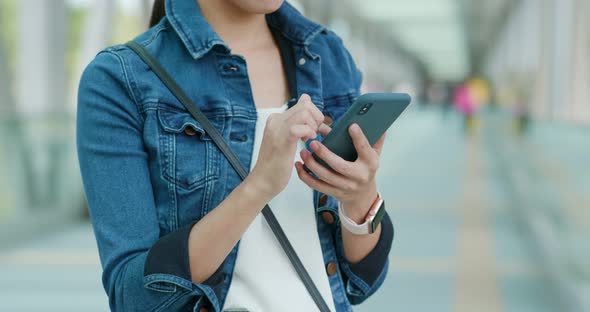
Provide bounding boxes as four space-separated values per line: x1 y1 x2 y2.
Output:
165 0 325 60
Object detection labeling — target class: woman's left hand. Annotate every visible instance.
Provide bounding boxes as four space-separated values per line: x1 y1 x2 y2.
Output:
295 122 386 224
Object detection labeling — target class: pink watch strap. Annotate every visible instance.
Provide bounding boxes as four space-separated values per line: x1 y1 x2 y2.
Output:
338 192 382 235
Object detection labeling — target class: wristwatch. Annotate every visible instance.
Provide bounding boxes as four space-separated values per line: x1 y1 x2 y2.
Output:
338 192 385 235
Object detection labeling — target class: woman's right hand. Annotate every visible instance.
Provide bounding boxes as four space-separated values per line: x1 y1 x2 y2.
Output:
249 94 325 199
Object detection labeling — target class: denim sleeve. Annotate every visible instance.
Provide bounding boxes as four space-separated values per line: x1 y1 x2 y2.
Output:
334 211 394 305
76 49 223 312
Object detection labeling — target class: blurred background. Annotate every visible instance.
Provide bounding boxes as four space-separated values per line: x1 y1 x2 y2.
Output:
0 0 589 311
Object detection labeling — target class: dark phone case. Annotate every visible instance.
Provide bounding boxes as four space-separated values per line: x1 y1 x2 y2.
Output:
304 93 411 175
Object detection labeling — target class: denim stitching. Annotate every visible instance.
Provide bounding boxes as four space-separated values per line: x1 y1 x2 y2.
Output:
100 50 142 123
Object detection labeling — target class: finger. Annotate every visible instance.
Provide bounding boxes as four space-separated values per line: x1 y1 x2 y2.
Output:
308 140 361 179
298 93 324 126
348 123 376 161
318 123 332 137
289 124 317 142
294 161 341 195
288 93 324 126
373 131 387 156
288 109 320 131
299 148 353 189
297 93 312 105
286 94 310 116
307 104 325 128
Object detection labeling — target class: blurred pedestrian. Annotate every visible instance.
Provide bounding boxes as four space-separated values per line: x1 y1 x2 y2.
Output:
453 82 475 133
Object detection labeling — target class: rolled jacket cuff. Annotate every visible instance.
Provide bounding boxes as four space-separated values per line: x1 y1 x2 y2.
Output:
346 210 394 285
143 221 225 311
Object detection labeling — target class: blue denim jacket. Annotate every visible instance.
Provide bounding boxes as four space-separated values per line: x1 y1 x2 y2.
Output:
76 0 393 311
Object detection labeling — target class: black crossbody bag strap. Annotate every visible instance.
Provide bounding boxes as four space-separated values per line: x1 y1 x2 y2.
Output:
126 41 331 312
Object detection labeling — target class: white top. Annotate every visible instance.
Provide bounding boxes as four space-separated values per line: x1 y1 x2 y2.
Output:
223 102 336 312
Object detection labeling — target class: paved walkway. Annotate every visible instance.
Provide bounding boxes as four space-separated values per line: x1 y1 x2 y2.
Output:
0 224 106 311
1 107 583 311
357 108 564 311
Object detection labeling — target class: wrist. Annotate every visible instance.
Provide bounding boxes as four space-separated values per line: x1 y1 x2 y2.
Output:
341 187 378 224
244 170 275 202
339 190 385 235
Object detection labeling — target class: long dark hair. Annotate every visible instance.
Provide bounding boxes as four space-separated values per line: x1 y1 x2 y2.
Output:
150 0 166 28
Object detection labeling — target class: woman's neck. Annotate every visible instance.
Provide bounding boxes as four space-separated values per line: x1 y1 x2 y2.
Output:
197 0 273 52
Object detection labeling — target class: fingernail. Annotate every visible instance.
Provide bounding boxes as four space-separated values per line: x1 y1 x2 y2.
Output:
351 123 359 133
310 141 319 151
300 149 308 159
299 93 310 102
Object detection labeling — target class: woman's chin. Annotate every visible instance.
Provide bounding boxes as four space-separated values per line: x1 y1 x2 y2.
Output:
229 0 285 14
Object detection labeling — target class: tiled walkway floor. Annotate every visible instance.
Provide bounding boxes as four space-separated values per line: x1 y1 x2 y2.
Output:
0 224 107 311
0 107 582 311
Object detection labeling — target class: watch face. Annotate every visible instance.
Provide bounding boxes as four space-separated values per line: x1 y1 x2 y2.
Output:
371 202 386 233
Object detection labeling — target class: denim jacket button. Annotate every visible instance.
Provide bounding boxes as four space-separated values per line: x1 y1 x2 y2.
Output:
321 211 335 224
199 307 208 312
322 115 333 126
223 64 239 72
184 126 198 136
326 261 337 276
298 57 306 65
319 194 328 206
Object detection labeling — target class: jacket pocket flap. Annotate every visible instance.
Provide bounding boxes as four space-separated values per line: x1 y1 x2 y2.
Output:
157 109 210 140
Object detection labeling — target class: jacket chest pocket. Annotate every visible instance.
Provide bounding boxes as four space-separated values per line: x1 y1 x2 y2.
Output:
157 108 223 191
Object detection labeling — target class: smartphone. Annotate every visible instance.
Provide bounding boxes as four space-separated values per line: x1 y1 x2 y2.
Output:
303 93 411 176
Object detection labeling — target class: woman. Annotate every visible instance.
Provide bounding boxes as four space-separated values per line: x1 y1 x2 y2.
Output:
76 0 393 311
